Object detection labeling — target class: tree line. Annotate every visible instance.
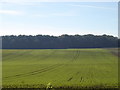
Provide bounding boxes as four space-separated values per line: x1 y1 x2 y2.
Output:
2 34 119 49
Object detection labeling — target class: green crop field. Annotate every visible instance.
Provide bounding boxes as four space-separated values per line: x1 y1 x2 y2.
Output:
2 49 118 89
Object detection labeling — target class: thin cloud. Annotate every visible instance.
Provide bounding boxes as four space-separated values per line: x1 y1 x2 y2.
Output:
51 12 76 16
0 1 46 7
33 11 77 18
33 13 76 18
70 4 116 10
0 10 24 15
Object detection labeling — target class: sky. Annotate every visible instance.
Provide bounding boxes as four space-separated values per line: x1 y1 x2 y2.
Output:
0 1 118 36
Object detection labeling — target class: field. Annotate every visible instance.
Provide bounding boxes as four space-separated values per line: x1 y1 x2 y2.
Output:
2 49 118 89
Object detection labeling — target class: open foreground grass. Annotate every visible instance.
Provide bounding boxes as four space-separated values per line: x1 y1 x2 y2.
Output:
2 49 118 89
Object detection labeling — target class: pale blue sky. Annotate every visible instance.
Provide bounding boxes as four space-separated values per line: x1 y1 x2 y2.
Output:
0 2 118 36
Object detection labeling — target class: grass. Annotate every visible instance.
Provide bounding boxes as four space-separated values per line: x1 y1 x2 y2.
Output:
2 49 118 89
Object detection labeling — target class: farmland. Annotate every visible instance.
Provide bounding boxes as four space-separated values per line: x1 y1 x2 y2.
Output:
2 49 118 89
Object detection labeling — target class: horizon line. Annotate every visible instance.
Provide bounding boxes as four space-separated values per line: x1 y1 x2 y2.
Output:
0 34 118 37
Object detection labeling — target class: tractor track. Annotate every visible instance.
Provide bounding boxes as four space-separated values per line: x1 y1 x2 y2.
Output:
3 64 63 79
3 50 33 61
3 50 80 79
3 50 56 62
3 50 58 79
48 50 81 84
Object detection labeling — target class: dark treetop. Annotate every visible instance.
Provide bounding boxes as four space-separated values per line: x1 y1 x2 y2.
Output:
2 34 119 49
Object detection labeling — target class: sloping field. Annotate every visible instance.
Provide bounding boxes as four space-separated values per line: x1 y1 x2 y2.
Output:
2 49 118 89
